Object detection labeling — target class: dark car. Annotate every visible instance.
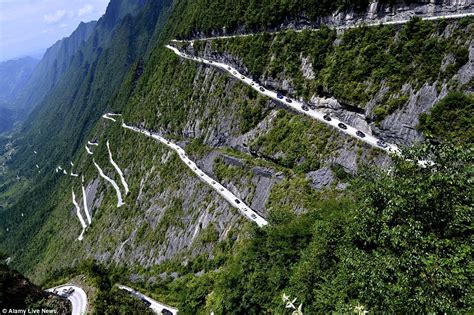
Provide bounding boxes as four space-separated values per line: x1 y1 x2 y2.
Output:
285 98 292 103
277 93 284 99
308 104 316 110
377 140 388 148
356 131 365 138
227 67 231 70
338 123 347 130
235 199 241 204
208 60 213 63
161 309 173 315
323 114 332 121
140 298 151 307
301 105 309 111
251 214 257 219
259 87 265 92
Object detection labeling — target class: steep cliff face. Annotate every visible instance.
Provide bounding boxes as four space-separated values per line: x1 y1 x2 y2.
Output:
0 57 38 108
13 21 96 114
315 0 474 28
184 16 472 148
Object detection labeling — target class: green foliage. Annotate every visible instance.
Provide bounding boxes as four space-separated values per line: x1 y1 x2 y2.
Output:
201 144 473 313
213 157 246 182
198 17 472 115
418 92 473 145
239 95 268 133
171 0 404 38
250 111 334 173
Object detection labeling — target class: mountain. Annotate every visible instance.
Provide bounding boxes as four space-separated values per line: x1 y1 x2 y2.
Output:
0 57 38 108
0 57 38 133
0 0 472 313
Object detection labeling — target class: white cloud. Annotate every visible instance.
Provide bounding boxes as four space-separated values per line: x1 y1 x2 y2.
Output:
43 9 66 24
77 4 93 17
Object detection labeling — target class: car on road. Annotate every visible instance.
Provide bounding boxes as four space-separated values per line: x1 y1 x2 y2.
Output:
211 181 216 184
227 67 231 70
259 87 265 92
61 288 74 296
235 199 241 204
200 173 205 176
251 214 257 219
356 131 365 138
140 298 151 307
220 188 224 191
301 105 309 111
241 208 247 212
209 60 213 63
338 123 347 130
232 71 237 75
277 93 284 99
308 104 316 110
162 310 173 315
377 140 388 148
285 98 292 103
323 114 331 121
241 76 245 79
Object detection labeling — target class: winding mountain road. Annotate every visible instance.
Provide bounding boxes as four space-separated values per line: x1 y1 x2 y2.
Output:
166 45 400 155
72 190 87 241
47 285 87 315
81 177 92 225
118 284 178 315
99 115 268 226
171 12 474 43
107 140 130 195
93 158 125 207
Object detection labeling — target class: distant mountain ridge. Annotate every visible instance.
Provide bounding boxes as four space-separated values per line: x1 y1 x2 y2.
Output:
0 57 38 133
12 21 97 113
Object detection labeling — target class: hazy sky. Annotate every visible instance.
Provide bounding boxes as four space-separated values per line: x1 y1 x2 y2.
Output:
0 0 110 62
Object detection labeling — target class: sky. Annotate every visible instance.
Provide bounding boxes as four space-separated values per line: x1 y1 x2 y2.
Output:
0 0 110 62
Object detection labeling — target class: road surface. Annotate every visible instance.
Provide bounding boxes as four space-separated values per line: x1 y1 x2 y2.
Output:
171 12 474 43
47 285 87 315
118 284 178 315
93 158 125 207
107 140 130 195
100 117 268 227
166 45 400 155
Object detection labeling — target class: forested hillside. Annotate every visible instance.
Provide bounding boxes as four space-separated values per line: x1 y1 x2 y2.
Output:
0 0 472 313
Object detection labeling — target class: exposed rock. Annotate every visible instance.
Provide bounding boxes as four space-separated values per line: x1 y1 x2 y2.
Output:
301 55 315 80
306 167 334 189
457 40 474 85
336 182 350 190
376 83 442 146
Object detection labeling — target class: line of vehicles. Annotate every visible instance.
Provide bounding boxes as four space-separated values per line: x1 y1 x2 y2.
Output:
178 51 390 149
